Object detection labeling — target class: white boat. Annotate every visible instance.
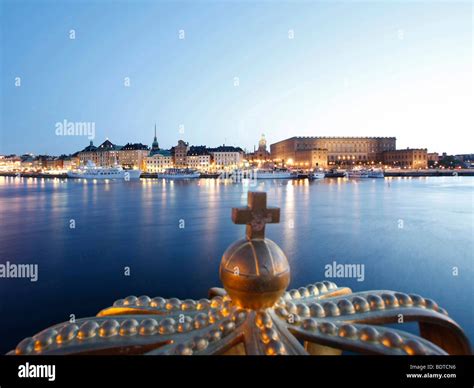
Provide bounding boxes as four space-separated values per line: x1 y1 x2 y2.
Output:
312 170 325 179
255 168 293 179
367 168 384 178
157 168 200 179
67 161 141 179
347 168 369 178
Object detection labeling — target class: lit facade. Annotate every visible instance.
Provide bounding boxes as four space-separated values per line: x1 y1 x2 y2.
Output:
209 146 244 170
271 136 396 167
186 146 211 170
383 148 428 169
118 143 150 170
172 140 189 167
146 152 173 172
246 134 271 162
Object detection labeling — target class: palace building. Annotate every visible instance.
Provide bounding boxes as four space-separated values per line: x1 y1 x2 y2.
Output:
382 148 428 169
270 136 396 167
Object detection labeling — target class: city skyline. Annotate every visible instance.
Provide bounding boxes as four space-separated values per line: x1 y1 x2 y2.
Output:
1 1 473 155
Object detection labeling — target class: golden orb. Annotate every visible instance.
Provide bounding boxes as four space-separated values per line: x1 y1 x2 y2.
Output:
220 237 290 309
220 192 290 309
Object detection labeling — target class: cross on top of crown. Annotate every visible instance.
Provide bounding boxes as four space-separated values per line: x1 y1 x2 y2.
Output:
232 191 280 240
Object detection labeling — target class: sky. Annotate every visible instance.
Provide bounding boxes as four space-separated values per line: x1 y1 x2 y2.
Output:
0 0 472 156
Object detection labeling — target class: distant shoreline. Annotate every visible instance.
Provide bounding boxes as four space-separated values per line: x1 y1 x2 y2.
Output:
1 169 473 180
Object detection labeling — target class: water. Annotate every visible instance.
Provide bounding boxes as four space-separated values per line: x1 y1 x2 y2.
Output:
0 176 472 353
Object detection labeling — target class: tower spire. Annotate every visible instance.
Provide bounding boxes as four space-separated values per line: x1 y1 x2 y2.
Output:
152 124 159 151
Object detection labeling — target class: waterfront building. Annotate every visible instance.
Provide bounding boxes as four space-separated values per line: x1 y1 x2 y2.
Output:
118 143 150 170
382 148 428 169
146 127 173 172
77 141 98 165
270 136 396 167
209 145 244 170
427 152 439 163
62 155 80 170
171 140 189 167
246 134 271 162
0 155 21 171
20 154 40 170
146 151 173 172
292 148 329 169
94 139 123 167
186 146 211 170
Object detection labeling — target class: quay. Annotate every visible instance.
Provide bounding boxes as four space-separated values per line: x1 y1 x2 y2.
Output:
1 169 473 180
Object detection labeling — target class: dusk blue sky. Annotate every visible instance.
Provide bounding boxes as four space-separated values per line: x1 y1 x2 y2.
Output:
1 0 472 155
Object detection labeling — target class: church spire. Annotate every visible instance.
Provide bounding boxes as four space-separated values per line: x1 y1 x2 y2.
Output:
152 124 159 151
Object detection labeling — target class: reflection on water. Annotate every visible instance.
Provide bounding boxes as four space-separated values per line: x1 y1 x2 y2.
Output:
0 176 473 353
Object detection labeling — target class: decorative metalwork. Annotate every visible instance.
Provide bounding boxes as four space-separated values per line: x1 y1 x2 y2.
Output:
8 192 471 355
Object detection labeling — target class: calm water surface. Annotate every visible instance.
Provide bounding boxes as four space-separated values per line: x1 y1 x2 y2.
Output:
0 176 472 353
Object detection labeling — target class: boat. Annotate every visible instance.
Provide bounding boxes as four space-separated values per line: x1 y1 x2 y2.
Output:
157 168 200 179
324 168 346 178
367 168 384 178
311 170 325 179
67 160 141 179
255 168 293 179
347 168 369 178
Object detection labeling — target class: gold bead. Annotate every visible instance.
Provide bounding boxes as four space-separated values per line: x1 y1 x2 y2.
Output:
309 303 325 318
16 337 35 355
137 295 151 306
367 294 385 310
139 318 158 336
255 311 272 329
381 331 403 348
265 339 286 355
352 296 370 312
403 339 427 355
99 320 119 338
323 302 340 317
56 324 79 343
166 298 181 310
123 295 138 306
175 343 193 355
192 336 209 351
338 324 357 338
150 297 166 308
302 318 318 331
119 319 139 336
260 327 279 344
359 327 379 342
77 321 99 340
159 318 176 334
296 304 310 317
318 322 337 335
337 299 355 315
381 293 399 308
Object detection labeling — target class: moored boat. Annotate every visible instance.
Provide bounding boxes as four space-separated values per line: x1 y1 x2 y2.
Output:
255 168 294 179
157 168 200 179
311 170 325 179
67 161 141 179
367 168 384 178
347 168 369 178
